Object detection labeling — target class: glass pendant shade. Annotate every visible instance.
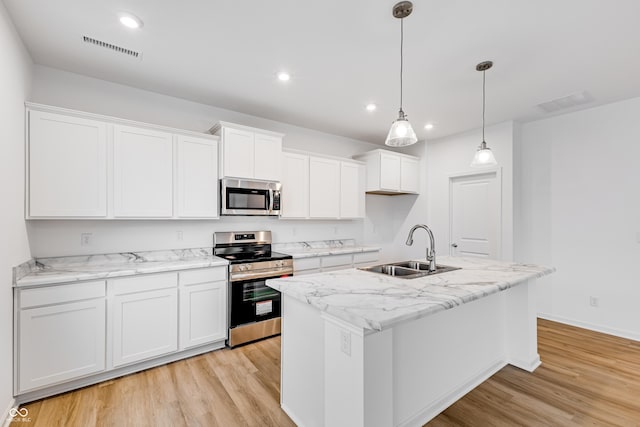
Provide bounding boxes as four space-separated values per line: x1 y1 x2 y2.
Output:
385 112 417 147
470 141 497 167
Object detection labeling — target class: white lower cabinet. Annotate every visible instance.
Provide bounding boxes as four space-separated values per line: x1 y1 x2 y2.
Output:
17 282 106 393
16 267 228 399
110 274 178 368
179 268 227 350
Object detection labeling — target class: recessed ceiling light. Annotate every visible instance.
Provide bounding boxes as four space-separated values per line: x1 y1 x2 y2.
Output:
119 13 143 29
277 72 291 82
366 103 377 112
424 123 434 130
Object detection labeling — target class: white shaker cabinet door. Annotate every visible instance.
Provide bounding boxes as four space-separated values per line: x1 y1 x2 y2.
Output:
177 136 218 218
113 125 174 217
18 299 106 393
339 162 364 218
309 157 340 218
111 288 178 367
253 133 282 181
222 127 254 179
379 152 401 191
281 152 310 218
179 281 227 350
28 110 107 217
400 156 420 193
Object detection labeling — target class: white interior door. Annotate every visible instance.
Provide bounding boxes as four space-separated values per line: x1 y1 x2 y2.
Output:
450 170 501 258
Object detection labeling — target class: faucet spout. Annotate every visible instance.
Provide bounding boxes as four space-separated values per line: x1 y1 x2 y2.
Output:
405 224 437 272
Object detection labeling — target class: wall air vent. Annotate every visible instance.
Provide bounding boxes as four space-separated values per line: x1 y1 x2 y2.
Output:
82 36 141 59
537 91 594 113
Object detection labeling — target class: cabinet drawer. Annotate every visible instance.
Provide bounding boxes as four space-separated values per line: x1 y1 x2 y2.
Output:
179 268 227 286
322 254 353 268
354 251 379 265
110 273 178 295
20 281 106 309
293 257 321 272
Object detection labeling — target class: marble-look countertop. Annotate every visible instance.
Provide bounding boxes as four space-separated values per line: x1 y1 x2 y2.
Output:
14 248 228 287
267 256 554 331
273 239 381 259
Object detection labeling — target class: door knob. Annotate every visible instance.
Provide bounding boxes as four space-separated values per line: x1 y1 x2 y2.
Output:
451 243 458 248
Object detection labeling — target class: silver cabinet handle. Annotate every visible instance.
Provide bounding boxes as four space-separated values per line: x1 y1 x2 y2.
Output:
451 243 458 248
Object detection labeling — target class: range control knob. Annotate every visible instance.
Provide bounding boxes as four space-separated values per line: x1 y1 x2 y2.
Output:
245 264 252 270
238 264 246 271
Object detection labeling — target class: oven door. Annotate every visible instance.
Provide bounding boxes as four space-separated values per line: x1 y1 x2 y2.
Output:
229 277 282 328
220 178 281 216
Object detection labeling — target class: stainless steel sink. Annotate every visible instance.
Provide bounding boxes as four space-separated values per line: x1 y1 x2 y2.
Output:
359 262 460 279
390 261 461 275
363 265 421 277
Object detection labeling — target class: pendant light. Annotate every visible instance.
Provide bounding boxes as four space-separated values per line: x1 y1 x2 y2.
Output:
470 60 498 167
385 1 417 147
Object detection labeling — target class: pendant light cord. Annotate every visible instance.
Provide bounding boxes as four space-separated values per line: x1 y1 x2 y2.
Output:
400 18 404 112
482 69 486 142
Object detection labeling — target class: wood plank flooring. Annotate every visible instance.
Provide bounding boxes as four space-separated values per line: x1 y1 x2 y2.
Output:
11 319 640 426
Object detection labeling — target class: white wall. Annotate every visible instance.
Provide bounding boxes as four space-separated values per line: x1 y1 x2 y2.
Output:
0 1 32 415
426 121 516 261
519 97 640 340
27 66 400 257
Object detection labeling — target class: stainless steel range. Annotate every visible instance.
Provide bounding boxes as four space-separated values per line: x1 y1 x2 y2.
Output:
213 231 293 348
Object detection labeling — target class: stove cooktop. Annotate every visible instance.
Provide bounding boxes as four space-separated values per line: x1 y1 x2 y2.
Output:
217 251 292 264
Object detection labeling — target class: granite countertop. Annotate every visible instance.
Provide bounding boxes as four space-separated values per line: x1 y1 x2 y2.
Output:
267 256 554 331
273 239 381 258
14 248 228 287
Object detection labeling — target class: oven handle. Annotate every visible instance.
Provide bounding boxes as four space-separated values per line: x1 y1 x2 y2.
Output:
230 268 293 283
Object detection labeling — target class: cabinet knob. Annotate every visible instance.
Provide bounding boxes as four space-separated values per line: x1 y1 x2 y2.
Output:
451 243 458 248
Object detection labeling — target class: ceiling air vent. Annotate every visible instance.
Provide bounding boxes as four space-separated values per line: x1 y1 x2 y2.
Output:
536 91 594 113
82 36 141 59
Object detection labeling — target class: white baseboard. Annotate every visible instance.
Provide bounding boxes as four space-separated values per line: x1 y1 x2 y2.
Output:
538 312 640 342
281 403 308 427
398 359 507 427
2 398 16 427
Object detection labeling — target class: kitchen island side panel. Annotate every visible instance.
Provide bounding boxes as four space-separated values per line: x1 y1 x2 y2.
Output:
279 280 539 427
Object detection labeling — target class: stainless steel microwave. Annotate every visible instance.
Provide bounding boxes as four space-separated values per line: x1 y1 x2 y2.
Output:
220 178 281 216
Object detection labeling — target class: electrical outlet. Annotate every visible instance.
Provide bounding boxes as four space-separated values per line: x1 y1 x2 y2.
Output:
340 330 351 356
589 296 599 307
80 233 93 246
176 231 183 241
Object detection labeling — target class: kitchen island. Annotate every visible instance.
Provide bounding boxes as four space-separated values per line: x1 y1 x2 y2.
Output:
266 256 554 427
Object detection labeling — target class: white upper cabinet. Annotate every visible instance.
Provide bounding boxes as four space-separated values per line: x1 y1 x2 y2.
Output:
340 161 365 218
281 152 310 218
212 122 283 181
282 151 365 219
26 104 219 220
254 133 282 180
176 136 218 218
354 149 421 195
400 156 420 193
113 125 174 218
28 110 107 217
309 157 340 218
380 152 402 191
222 127 254 179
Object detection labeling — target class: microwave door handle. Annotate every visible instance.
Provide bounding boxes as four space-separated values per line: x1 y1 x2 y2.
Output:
267 189 274 213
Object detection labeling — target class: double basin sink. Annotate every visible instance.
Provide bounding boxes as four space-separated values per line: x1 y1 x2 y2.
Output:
359 261 460 279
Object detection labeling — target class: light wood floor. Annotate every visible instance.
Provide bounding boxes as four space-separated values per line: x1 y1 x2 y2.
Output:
12 319 640 426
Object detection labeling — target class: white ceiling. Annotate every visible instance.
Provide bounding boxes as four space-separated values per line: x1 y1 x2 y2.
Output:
5 0 640 143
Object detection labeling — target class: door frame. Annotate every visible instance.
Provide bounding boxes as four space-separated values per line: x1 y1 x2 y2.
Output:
448 167 503 258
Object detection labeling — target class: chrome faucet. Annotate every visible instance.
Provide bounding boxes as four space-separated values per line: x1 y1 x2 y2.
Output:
406 224 436 272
